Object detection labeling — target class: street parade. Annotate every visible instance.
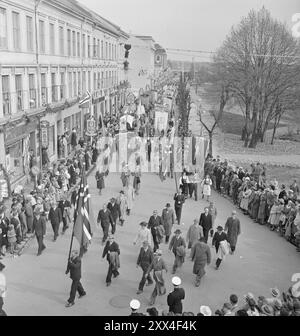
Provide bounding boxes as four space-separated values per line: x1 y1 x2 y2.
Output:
0 0 300 320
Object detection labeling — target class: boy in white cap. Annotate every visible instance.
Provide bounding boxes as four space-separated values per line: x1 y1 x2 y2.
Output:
167 276 185 314
129 299 144 316
199 305 212 316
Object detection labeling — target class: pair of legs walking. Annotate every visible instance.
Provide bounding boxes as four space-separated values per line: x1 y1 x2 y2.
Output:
106 262 119 286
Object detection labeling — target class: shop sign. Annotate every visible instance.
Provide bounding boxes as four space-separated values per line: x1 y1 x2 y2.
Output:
40 120 50 148
85 115 97 137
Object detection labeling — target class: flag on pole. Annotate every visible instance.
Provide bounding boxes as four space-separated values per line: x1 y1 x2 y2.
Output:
73 169 93 248
79 90 91 108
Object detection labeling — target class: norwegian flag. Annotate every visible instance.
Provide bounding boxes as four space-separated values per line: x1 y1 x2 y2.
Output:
73 169 92 248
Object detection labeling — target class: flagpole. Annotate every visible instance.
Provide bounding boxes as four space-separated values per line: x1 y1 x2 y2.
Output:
65 164 84 273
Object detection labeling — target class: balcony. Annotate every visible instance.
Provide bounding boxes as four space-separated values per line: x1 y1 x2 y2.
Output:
41 87 48 106
29 88 37 109
2 92 11 116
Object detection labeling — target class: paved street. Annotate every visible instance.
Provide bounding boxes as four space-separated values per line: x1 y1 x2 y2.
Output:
3 169 300 316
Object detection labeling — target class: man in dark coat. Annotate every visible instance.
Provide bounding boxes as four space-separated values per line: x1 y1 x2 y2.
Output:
174 189 185 224
224 210 241 254
58 196 71 234
48 201 62 241
68 160 77 186
32 208 46 256
0 208 9 256
107 198 121 235
167 276 185 314
169 229 186 274
161 203 175 243
190 237 211 286
97 203 114 243
136 241 154 294
199 207 212 243
102 235 120 286
212 226 229 270
65 250 86 307
148 210 163 252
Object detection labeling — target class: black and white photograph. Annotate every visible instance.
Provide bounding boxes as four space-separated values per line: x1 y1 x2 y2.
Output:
0 0 300 318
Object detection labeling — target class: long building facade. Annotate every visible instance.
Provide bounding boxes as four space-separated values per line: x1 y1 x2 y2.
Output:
0 0 130 188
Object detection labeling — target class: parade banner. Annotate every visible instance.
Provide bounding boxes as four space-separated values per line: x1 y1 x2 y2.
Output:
154 111 168 132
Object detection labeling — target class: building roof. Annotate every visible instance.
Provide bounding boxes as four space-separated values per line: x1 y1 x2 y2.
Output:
49 0 125 37
134 35 155 43
154 43 166 53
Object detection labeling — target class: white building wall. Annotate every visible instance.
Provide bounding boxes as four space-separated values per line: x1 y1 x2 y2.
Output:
126 35 155 92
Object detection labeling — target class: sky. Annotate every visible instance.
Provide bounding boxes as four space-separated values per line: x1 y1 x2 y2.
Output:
81 0 300 61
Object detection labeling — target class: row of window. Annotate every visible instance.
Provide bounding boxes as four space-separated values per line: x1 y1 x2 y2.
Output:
1 70 118 116
0 7 118 60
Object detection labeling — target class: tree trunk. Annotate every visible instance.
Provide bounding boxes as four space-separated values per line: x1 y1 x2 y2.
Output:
271 114 282 145
208 131 213 156
249 131 259 148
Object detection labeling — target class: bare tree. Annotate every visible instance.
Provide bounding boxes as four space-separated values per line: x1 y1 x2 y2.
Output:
215 7 300 148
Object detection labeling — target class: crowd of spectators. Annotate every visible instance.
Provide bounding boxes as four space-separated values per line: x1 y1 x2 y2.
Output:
204 156 300 251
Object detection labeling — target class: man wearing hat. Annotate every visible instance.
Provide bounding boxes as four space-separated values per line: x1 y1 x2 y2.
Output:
107 198 121 235
97 203 114 244
65 250 86 307
48 200 63 241
167 276 185 314
32 207 46 256
161 203 175 243
0 262 6 315
173 189 185 225
148 210 163 252
212 226 229 270
58 194 71 234
169 229 186 274
224 210 241 254
136 241 154 294
190 237 211 287
129 299 144 316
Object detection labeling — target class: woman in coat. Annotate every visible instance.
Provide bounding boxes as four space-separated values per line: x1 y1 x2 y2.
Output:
268 200 283 231
251 190 261 221
146 250 168 305
95 170 105 195
257 190 268 225
240 185 252 213
161 203 175 243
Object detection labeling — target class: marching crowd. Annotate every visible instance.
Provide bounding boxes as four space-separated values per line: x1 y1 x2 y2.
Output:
204 156 300 251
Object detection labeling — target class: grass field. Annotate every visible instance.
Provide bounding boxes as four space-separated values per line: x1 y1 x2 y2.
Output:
218 111 284 135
